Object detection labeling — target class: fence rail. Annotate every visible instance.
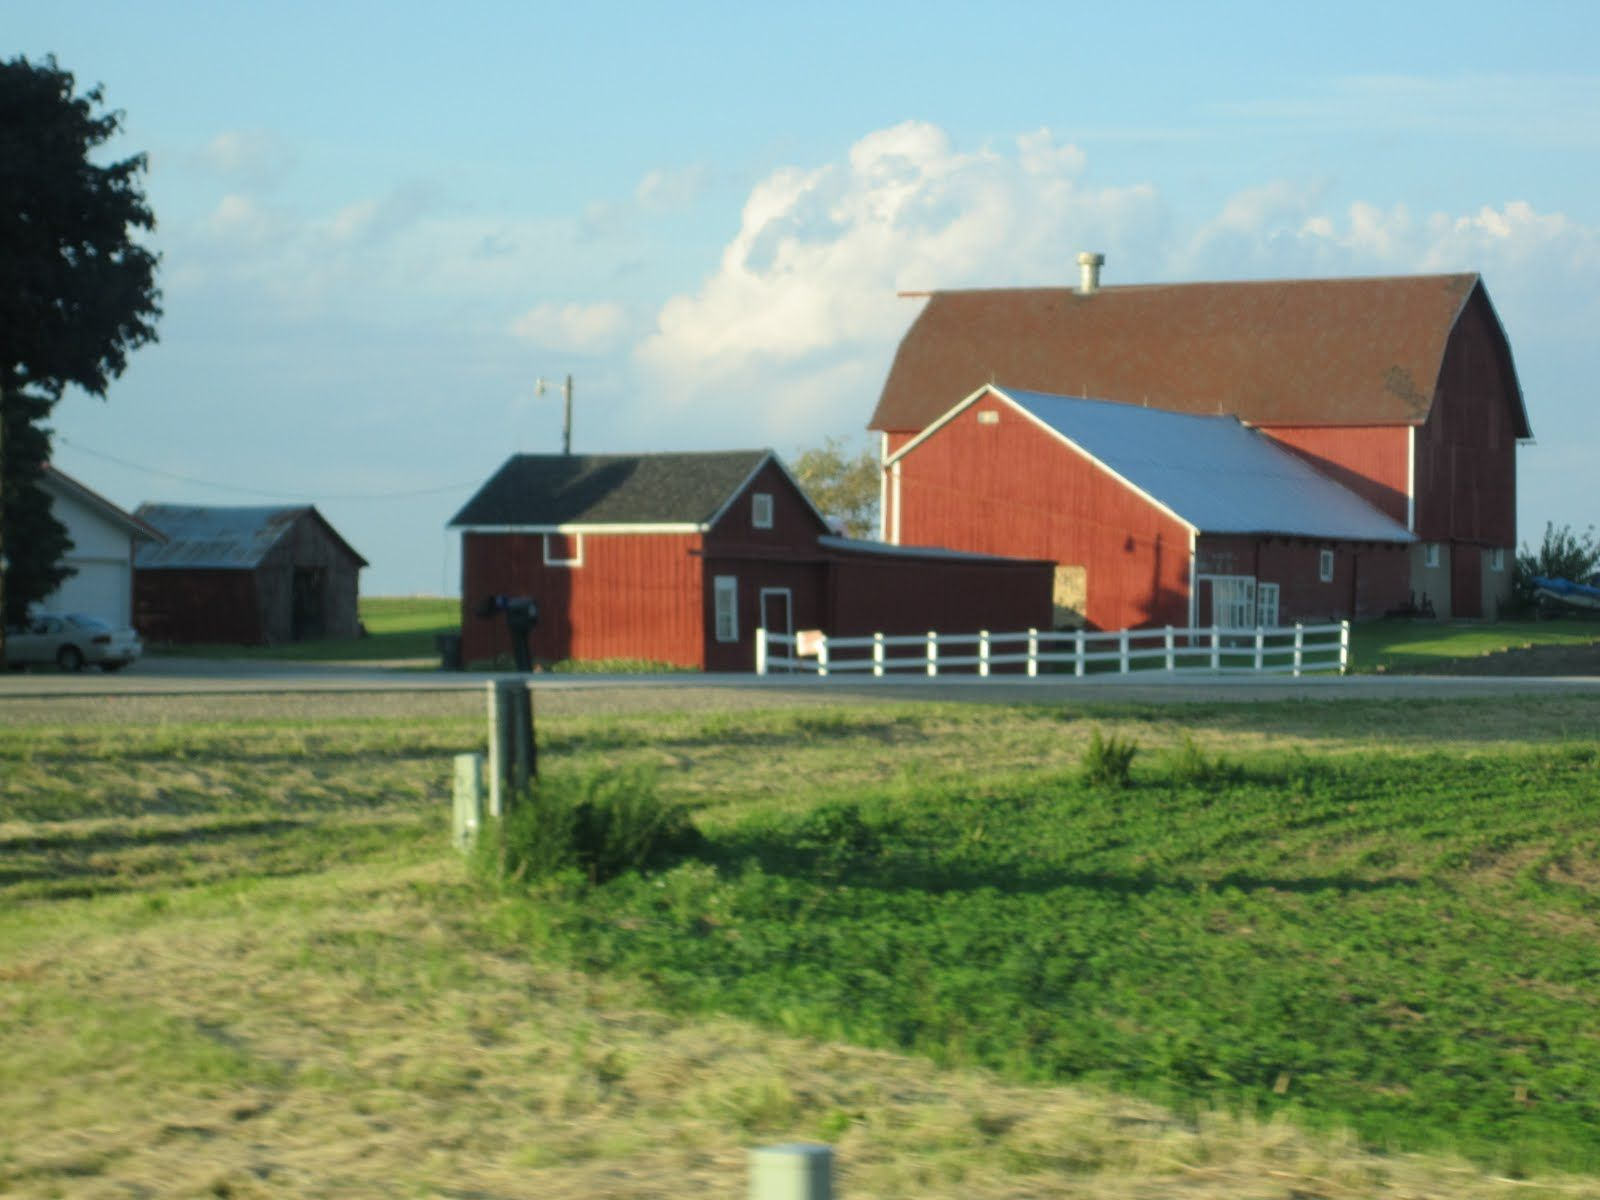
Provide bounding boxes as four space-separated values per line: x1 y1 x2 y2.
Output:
755 621 1350 679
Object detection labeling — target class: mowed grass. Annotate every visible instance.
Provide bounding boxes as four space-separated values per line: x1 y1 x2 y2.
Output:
148 594 459 662
3 693 1600 1196
1350 618 1600 672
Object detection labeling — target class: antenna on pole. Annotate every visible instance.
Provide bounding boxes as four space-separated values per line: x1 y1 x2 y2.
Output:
534 374 574 455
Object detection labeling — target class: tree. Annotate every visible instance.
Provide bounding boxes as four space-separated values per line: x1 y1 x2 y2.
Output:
792 436 880 540
0 55 160 639
1514 522 1600 611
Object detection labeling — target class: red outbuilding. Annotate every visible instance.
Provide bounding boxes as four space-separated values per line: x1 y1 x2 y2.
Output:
872 270 1530 618
451 450 1052 671
886 385 1414 633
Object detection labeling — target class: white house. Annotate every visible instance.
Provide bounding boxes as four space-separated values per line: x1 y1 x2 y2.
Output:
37 466 164 626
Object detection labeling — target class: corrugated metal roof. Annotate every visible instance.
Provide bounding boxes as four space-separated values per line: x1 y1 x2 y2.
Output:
132 505 367 570
871 273 1530 439
983 387 1414 542
450 451 775 528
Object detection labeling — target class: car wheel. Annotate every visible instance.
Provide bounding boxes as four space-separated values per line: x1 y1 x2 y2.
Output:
57 645 85 673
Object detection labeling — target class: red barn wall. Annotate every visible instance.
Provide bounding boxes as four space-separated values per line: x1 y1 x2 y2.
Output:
134 569 263 644
893 391 1192 631
461 531 705 668
1197 537 1410 623
829 557 1052 639
703 459 829 552
700 557 828 672
1255 426 1411 527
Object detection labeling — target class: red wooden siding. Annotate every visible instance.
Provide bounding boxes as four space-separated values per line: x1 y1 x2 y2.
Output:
134 569 263 644
828 556 1052 641
700 558 828 672
461 531 705 668
1415 290 1519 548
1197 536 1409 623
1256 426 1411 527
894 391 1192 631
704 458 829 551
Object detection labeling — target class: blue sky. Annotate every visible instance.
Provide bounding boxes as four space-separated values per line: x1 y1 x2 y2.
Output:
17 1 1600 594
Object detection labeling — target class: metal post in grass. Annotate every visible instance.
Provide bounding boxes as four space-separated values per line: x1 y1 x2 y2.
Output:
452 753 485 850
1074 629 1085 677
1254 627 1265 672
1339 619 1351 674
756 626 768 676
1119 628 1130 673
1211 625 1221 672
926 630 938 677
872 632 884 677
1027 627 1038 677
749 1143 833 1200
979 629 990 677
1293 622 1305 677
1164 625 1175 671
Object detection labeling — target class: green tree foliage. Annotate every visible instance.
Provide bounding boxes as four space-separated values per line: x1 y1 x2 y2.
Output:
792 436 879 539
0 55 161 629
1513 522 1600 609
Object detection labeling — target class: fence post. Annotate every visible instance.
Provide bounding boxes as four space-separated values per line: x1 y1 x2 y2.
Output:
755 626 768 676
1119 628 1130 674
452 752 484 851
1164 625 1175 671
1075 629 1085 677
1254 626 1265 672
1293 622 1304 677
872 632 884 678
749 1143 833 1200
486 679 536 817
1210 626 1221 672
979 630 990 677
1339 619 1351 674
926 630 938 677
1027 627 1038 678
817 637 829 679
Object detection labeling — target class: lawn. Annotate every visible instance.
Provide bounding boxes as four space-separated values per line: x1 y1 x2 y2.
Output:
1349 617 1600 673
4 692 1600 1196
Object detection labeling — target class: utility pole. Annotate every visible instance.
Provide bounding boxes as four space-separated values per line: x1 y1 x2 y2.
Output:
534 374 574 455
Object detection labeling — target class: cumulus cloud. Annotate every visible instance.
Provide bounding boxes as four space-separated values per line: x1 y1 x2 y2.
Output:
634 120 1162 438
509 302 630 354
195 129 296 185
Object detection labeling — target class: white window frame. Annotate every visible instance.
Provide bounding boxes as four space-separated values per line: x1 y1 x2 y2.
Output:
1205 575 1256 630
1256 582 1280 629
713 575 738 643
1319 549 1335 583
1489 547 1505 572
542 532 583 567
1424 543 1440 569
752 493 774 530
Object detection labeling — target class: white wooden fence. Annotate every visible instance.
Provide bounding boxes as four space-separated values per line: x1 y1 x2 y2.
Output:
755 621 1350 679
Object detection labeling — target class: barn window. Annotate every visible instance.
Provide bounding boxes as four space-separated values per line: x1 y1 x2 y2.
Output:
1256 582 1280 629
1211 576 1256 629
1489 547 1505 572
752 493 774 529
1319 549 1334 583
713 576 738 642
543 532 583 567
1423 543 1440 569
977 411 1000 426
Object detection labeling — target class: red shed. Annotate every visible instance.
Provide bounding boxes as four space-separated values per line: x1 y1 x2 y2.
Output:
887 386 1413 633
451 450 1052 671
872 272 1529 618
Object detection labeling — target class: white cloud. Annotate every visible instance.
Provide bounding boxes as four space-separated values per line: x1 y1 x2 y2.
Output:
635 164 711 212
195 129 296 184
509 302 630 354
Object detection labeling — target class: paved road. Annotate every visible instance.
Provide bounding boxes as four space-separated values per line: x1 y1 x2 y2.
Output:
4 654 1600 707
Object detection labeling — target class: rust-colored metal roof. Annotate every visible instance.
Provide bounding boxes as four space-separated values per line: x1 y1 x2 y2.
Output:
871 273 1521 435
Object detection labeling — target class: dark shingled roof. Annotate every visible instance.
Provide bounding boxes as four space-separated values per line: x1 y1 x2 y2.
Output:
449 451 774 528
871 273 1531 438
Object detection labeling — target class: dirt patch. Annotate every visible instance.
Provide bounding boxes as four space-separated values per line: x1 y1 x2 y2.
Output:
1398 640 1600 677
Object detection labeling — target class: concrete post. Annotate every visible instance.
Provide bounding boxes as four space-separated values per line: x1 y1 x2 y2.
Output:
1293 622 1305 677
756 626 768 676
1026 627 1038 678
978 629 990 677
749 1143 833 1200
926 631 938 677
872 632 884 677
452 752 484 851
1074 629 1085 677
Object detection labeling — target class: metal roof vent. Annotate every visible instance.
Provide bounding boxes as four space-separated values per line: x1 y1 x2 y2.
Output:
1077 251 1105 295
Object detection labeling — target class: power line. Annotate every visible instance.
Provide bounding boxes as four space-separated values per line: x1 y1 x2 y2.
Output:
55 435 480 502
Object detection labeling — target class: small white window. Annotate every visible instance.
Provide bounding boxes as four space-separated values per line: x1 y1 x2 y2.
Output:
713 576 738 643
542 533 583 567
752 493 774 529
1424 543 1440 569
1319 549 1335 583
977 410 1000 426
1256 582 1280 629
1489 547 1505 572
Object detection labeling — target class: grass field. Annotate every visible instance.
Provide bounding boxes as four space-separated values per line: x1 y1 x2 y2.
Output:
4 692 1600 1196
1349 618 1600 673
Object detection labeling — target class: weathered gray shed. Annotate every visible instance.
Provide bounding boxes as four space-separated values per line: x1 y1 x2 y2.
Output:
133 505 366 644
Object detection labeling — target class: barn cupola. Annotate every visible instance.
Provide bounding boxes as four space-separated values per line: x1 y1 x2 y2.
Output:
1077 251 1105 295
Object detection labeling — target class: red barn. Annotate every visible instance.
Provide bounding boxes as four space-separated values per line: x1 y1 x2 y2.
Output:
451 450 1052 671
873 271 1529 619
887 385 1414 633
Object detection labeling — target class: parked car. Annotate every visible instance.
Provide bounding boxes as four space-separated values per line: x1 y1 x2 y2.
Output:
3 613 143 672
